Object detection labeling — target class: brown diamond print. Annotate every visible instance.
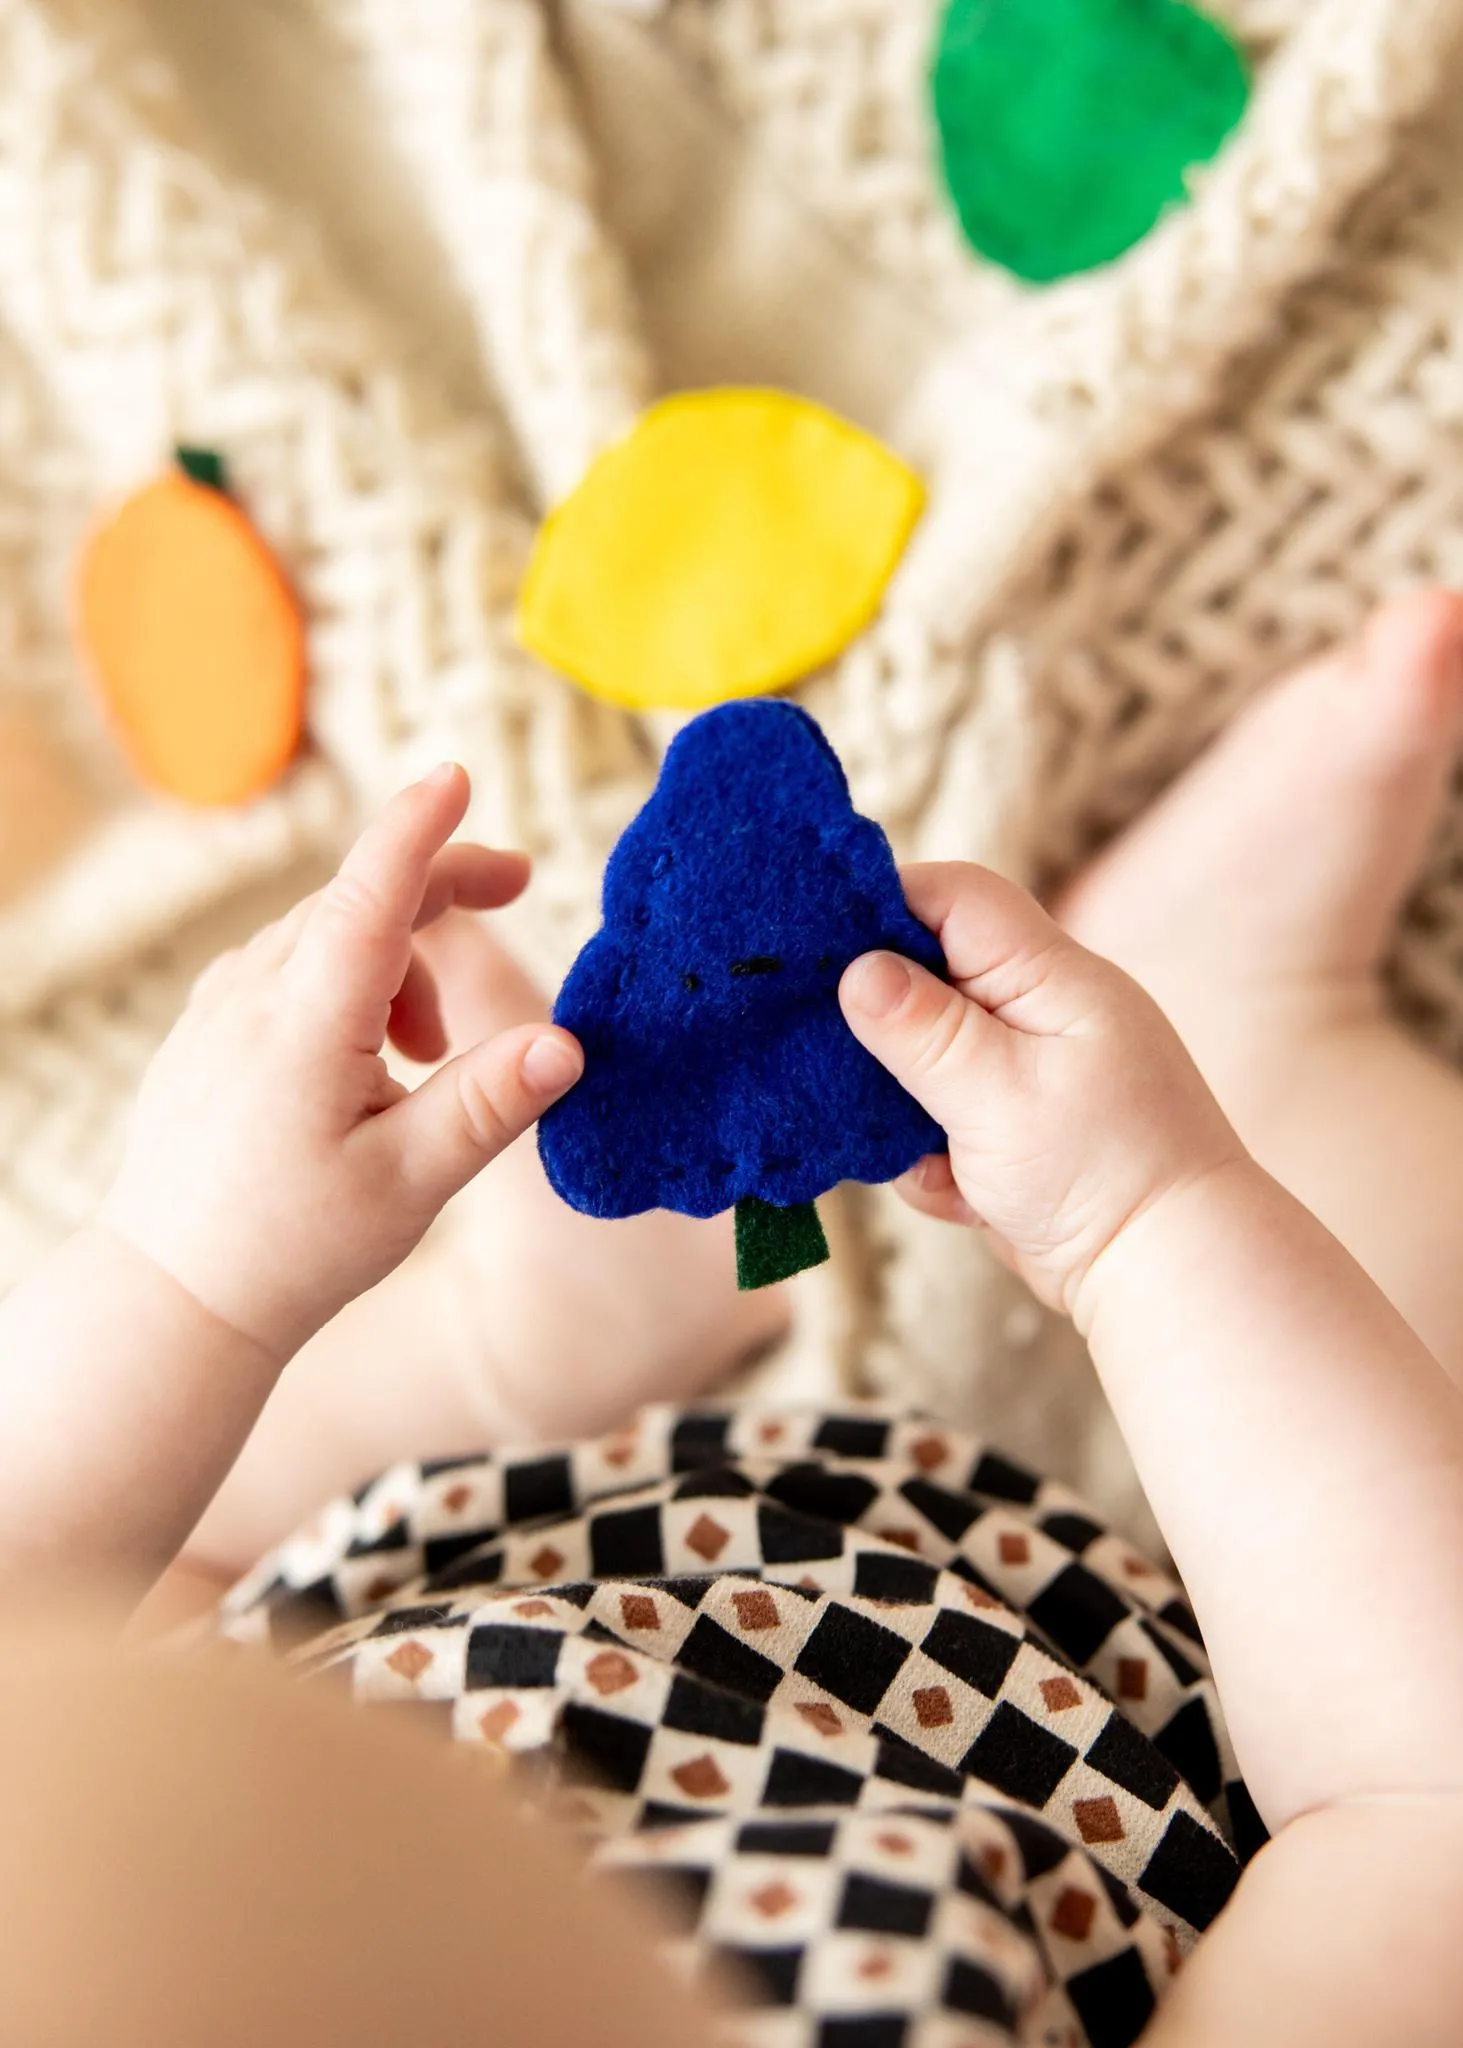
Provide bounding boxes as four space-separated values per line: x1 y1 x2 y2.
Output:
979 1845 1008 1886
364 1575 400 1604
529 1545 564 1579
602 1436 637 1469
442 1484 472 1515
876 1831 914 1857
758 1420 786 1445
731 1589 779 1632
857 1951 894 1981
672 1753 731 1800
1117 1658 1148 1702
910 1434 949 1472
620 1593 660 1631
749 1881 798 1920
998 1532 1031 1566
796 1701 844 1738
962 1582 999 1612
1050 1886 1097 1941
880 1527 921 1553
685 1514 730 1562
1164 1928 1184 1976
1122 1555 1156 1579
1073 1796 1125 1845
912 1685 955 1728
478 1700 520 1744
1039 1676 1083 1713
385 1640 433 1683
586 1650 638 1696
797 1576 824 1594
513 1599 554 1619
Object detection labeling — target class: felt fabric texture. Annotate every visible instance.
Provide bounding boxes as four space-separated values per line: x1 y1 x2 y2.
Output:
516 388 925 712
75 463 306 809
931 0 1251 283
734 1195 831 1290
538 699 948 1221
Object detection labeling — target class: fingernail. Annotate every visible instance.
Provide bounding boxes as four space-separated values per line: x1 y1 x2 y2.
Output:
844 952 911 1019
426 761 461 788
522 1032 583 1095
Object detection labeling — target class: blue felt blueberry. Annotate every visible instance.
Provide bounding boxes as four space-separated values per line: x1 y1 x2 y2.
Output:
537 700 949 1287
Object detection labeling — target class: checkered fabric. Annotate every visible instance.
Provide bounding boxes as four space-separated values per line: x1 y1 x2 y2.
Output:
220 1408 1255 2047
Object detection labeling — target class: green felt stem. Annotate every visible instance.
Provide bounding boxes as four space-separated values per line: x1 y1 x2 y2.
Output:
735 1197 830 1292
174 444 229 494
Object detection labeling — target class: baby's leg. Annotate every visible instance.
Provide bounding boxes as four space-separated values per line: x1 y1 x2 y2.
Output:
0 1602 707 2048
1061 590 1463 1381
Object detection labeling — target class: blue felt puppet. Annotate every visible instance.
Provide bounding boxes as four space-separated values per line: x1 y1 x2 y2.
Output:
537 700 949 1288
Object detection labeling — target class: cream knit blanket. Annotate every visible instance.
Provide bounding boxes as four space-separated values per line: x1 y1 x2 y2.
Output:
4 0 1462 1531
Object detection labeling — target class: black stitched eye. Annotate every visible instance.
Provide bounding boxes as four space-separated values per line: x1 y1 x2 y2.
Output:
682 972 702 993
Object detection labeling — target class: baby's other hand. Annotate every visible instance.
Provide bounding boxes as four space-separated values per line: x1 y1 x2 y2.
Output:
841 863 1245 1316
102 767 583 1361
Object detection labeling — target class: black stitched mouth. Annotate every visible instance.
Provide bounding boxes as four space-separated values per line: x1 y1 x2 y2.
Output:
730 955 783 977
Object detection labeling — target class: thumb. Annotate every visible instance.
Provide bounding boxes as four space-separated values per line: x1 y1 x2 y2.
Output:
375 1024 583 1212
840 952 1004 1140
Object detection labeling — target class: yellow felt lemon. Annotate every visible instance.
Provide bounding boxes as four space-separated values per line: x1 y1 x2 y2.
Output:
516 389 925 713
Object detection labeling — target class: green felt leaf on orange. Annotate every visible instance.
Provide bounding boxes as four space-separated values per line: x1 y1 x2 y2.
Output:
516 389 925 713
931 0 1251 284
174 443 229 493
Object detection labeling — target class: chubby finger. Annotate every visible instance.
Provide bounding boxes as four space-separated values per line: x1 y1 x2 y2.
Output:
900 862 1105 1029
413 843 530 932
373 1023 584 1212
248 843 530 981
288 765 470 1047
841 950 1003 1142
894 1152 980 1228
387 949 447 1065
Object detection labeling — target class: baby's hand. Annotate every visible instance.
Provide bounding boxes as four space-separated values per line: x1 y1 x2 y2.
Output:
841 863 1245 1315
102 767 583 1362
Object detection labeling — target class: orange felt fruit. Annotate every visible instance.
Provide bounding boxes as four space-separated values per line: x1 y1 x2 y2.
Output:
76 457 306 807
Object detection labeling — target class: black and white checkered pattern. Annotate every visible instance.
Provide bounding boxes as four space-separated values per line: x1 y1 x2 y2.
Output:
600 1804 1178 2048
220 1406 1254 2046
